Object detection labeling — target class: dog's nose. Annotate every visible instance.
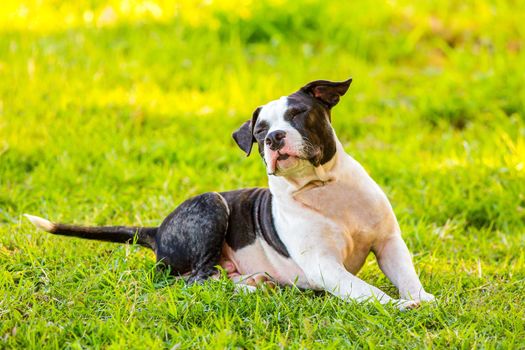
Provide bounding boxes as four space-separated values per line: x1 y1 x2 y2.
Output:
265 130 286 151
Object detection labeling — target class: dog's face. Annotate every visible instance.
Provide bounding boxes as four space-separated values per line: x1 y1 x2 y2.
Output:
233 78 352 176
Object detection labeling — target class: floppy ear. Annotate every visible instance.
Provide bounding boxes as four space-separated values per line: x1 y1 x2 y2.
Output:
300 78 352 109
232 107 261 156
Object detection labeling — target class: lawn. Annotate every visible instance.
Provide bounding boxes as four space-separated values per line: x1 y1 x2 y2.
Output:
1 1 524 348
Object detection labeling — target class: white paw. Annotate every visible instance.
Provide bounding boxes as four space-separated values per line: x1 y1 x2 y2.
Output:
395 299 421 311
416 291 436 303
234 284 257 294
402 290 436 303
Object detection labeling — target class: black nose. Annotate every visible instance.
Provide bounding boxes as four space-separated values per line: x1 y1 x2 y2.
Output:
265 130 286 151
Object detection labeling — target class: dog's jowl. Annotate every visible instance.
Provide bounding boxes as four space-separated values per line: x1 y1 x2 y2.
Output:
26 78 435 310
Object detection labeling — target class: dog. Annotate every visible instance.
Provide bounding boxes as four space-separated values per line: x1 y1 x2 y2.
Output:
25 78 435 310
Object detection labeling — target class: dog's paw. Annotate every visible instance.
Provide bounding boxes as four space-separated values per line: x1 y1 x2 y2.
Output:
395 292 436 311
234 284 258 294
395 299 421 311
402 290 436 303
417 292 436 303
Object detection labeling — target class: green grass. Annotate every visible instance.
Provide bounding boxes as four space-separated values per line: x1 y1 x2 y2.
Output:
1 1 525 348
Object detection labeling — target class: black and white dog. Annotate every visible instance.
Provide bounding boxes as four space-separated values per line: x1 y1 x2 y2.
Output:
26 78 435 310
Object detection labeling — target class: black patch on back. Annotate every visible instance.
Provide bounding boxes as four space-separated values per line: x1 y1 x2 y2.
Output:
220 188 290 257
285 92 337 166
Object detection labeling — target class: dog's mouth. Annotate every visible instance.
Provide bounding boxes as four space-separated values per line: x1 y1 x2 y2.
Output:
267 151 303 175
276 152 290 161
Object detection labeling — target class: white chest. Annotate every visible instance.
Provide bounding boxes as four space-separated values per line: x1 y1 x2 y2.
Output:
270 160 400 275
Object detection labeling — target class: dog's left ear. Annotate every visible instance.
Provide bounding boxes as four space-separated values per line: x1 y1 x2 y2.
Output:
300 78 352 109
232 107 261 156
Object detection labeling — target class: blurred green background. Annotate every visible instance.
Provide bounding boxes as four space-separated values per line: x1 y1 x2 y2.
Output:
1 1 524 348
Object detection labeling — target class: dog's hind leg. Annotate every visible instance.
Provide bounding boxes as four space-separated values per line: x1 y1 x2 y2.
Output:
154 192 231 283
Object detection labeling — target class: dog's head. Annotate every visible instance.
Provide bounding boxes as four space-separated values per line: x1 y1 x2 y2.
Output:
233 78 352 176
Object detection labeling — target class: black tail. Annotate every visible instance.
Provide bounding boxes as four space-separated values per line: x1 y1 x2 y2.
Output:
24 214 157 250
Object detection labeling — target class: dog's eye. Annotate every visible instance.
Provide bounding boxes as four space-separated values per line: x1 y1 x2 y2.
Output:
254 127 267 136
289 108 308 119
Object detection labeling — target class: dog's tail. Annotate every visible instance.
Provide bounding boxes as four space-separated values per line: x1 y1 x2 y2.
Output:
24 214 157 250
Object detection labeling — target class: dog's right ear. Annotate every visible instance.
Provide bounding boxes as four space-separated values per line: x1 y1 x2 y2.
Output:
300 78 352 109
232 107 261 156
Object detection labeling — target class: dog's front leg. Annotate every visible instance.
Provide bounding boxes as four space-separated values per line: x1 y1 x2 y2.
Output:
295 253 418 309
374 234 435 302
